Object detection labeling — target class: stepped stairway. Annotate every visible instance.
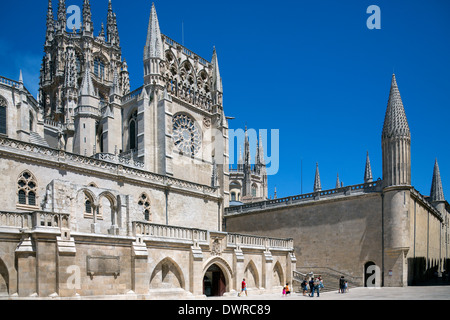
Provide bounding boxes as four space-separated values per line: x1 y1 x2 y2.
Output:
293 267 362 293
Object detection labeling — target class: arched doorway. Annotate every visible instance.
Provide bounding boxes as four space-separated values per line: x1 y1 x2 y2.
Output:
0 259 9 296
364 261 379 287
203 264 226 297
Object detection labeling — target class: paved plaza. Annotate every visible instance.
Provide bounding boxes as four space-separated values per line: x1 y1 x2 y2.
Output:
208 286 450 300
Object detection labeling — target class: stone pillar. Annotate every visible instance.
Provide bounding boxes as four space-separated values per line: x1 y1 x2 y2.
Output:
262 250 273 292
15 235 37 297
189 244 204 296
233 245 245 292
132 237 149 295
286 251 297 287
56 230 78 297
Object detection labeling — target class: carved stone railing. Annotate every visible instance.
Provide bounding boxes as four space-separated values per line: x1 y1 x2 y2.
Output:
0 76 20 88
227 233 293 251
93 152 144 169
132 222 208 245
0 211 70 231
225 180 383 215
132 222 294 252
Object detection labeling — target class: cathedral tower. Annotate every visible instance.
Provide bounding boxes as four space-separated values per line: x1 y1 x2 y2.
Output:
381 74 412 286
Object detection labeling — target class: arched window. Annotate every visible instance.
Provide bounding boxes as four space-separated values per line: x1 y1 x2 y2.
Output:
138 193 151 221
0 96 7 135
94 58 105 79
17 171 38 207
29 111 34 132
129 110 137 151
231 192 236 202
85 193 93 215
251 184 258 197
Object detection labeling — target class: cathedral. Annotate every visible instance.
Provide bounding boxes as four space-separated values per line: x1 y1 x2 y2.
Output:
0 1 296 298
0 0 448 300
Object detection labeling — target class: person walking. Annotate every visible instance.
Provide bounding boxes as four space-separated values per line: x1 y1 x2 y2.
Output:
308 277 314 296
310 277 320 297
301 278 308 296
339 276 345 293
238 278 247 297
319 276 324 290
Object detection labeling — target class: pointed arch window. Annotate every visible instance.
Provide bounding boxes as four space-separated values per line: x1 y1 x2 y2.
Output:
0 96 7 135
138 193 151 221
94 58 105 79
17 171 38 208
129 110 138 151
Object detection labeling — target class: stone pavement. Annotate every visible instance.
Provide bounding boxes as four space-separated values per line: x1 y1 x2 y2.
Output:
207 286 450 300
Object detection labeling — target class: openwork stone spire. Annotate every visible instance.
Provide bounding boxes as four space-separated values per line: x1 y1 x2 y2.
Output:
57 0 66 31
314 163 321 192
430 159 445 202
45 0 55 44
82 0 93 34
107 1 120 46
144 3 163 60
382 74 410 140
364 151 373 183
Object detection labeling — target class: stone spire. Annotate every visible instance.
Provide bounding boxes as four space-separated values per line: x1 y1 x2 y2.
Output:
336 173 340 189
256 132 265 173
79 62 95 97
314 163 322 192
82 0 93 35
382 74 411 187
212 47 222 92
238 146 244 171
107 1 120 46
144 3 164 60
364 151 373 183
430 159 445 202
57 0 66 32
382 74 410 140
45 0 55 44
244 127 251 169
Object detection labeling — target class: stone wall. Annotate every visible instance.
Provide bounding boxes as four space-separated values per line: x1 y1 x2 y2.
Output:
0 214 295 298
225 192 383 284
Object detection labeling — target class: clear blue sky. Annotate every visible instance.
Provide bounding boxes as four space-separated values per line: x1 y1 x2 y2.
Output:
0 0 449 200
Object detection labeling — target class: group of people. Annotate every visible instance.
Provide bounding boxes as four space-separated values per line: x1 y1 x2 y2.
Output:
339 276 349 293
300 276 323 297
238 275 348 298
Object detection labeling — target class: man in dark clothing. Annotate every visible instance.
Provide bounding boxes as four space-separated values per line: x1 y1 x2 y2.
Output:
309 278 314 296
339 276 345 293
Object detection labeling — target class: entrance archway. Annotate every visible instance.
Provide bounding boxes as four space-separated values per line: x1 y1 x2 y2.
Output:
364 261 378 287
203 264 226 297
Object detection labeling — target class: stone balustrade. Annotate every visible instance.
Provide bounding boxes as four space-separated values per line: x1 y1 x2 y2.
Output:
132 221 294 251
227 232 293 251
225 180 383 215
133 222 208 245
0 211 70 231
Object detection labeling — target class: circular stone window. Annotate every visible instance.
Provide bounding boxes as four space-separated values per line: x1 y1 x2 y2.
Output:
172 114 201 156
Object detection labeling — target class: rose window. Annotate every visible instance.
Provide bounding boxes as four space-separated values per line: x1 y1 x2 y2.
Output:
172 114 201 156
